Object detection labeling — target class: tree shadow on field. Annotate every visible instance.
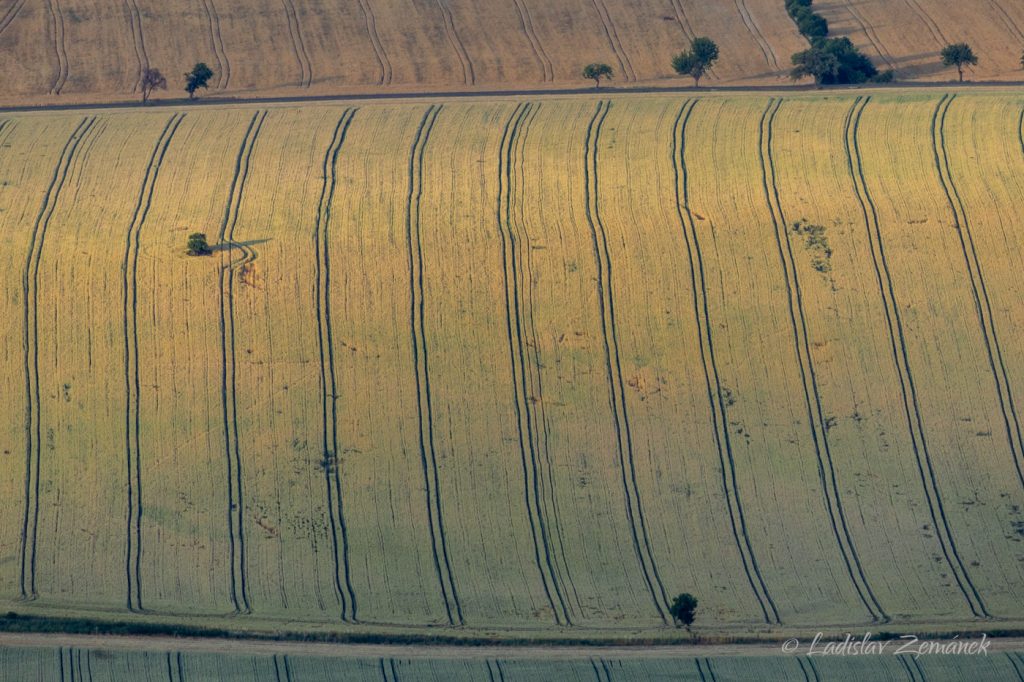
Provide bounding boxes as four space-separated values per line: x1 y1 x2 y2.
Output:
209 238 272 253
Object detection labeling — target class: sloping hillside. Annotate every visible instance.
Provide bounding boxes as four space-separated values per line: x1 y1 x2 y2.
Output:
0 0 1020 104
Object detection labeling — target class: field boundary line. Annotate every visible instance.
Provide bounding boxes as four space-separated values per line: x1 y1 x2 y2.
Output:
280 0 312 88
404 104 462 625
217 110 268 615
355 0 392 85
583 100 667 622
733 0 777 69
313 108 359 621
45 0 69 95
933 95 1024 492
588 0 635 81
19 116 96 601
496 101 571 625
671 99 778 624
198 0 230 88
759 97 886 623
0 0 25 36
123 0 149 93
845 95 988 618
434 0 475 85
121 112 186 612
511 0 552 82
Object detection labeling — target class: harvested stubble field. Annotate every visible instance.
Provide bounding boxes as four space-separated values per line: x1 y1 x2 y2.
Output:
0 92 1023 640
0 0 1023 104
3 645 1024 681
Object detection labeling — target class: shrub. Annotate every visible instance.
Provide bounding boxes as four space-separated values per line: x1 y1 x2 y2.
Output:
186 232 212 256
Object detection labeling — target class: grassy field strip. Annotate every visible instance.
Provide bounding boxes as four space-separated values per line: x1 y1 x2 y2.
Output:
933 95 1024 490
583 100 667 620
683 96 873 625
0 115 78 600
21 116 98 601
761 97 886 623
671 98 777 625
7 646 1024 681
122 112 187 613
133 110 255 614
858 95 1024 618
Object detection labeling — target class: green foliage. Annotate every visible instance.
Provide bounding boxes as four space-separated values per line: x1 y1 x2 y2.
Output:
784 0 812 15
582 63 613 88
796 12 828 39
671 37 719 86
940 43 978 81
790 38 879 85
669 593 698 628
185 62 214 98
186 232 211 256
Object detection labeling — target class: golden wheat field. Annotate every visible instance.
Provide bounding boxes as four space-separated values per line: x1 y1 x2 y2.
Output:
0 0 1022 104
0 92 1023 639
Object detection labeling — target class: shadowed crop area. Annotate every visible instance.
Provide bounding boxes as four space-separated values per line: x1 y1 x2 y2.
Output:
0 93 1023 639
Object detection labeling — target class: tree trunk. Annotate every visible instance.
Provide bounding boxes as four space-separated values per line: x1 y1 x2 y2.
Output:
958 65 964 82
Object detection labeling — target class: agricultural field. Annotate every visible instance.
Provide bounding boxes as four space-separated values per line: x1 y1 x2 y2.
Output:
0 0 1022 104
0 92 1023 641
1 646 1023 681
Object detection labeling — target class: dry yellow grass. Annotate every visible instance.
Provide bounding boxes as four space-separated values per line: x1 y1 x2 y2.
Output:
2 0 1022 105
0 93 1023 639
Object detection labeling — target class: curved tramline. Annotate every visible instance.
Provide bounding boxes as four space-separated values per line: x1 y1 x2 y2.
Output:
312 108 359 621
121 112 186 612
759 98 886 623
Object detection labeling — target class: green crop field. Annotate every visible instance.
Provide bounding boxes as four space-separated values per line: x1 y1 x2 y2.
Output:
1 645 1024 681
0 92 1023 640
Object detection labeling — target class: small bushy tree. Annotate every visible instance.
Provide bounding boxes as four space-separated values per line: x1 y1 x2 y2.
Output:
582 63 613 88
940 43 977 82
790 46 840 86
672 37 720 87
185 62 214 99
186 232 211 255
140 68 167 104
670 593 699 630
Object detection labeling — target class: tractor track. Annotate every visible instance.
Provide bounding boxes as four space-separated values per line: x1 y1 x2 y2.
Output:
124 0 149 93
272 653 293 682
672 99 778 625
434 0 474 85
405 104 463 625
166 651 185 682
696 657 718 682
842 1 896 71
19 116 96 602
356 0 392 85
988 0 1024 42
903 0 947 47
0 0 25 36
734 0 777 69
512 0 553 82
217 110 268 615
933 94 1024 493
121 112 186 613
280 0 312 87
583 100 667 622
497 102 571 626
313 108 359 622
759 97 887 623
46 0 69 94
844 94 989 619
589 0 635 81
198 0 230 88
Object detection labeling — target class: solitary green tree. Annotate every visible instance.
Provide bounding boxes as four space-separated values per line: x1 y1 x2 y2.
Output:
790 46 841 86
670 593 699 630
672 37 720 87
940 43 977 82
140 68 167 104
185 62 215 99
186 232 211 255
582 63 613 88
